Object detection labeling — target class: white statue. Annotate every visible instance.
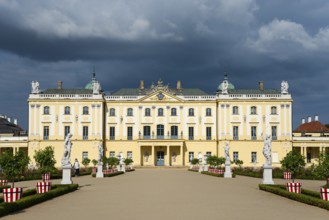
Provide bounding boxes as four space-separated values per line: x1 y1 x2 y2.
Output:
263 134 272 166
222 80 228 94
118 152 124 164
203 154 208 165
93 81 101 94
62 133 73 166
198 152 203 164
31 81 40 94
224 143 230 163
98 144 103 164
281 80 289 94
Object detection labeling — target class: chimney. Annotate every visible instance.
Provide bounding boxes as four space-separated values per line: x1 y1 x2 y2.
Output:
177 80 182 90
14 119 17 125
314 115 319 121
139 80 144 90
308 116 312 123
302 118 305 124
259 81 264 91
57 80 63 90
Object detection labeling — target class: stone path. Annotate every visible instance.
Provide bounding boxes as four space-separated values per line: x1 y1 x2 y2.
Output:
3 169 329 220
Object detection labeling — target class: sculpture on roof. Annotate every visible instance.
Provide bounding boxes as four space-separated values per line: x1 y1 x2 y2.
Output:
93 81 101 94
148 79 171 94
222 80 228 95
262 134 272 166
62 133 73 166
281 81 289 94
31 81 40 94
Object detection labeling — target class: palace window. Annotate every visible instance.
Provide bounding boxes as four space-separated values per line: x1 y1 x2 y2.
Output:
233 152 239 162
188 108 194 116
127 108 133 116
251 152 257 163
83 106 89 115
109 108 115 116
83 126 88 140
127 127 133 140
158 108 164 116
251 126 257 140
307 153 311 163
206 152 211 157
109 127 115 140
233 126 239 140
143 126 151 139
171 126 178 139
171 108 177 116
189 152 194 162
43 126 49 140
64 106 71 115
44 106 50 115
157 125 164 139
109 151 115 158
206 127 211 140
206 108 212 116
145 108 151 116
271 106 277 115
64 126 70 137
250 106 257 115
272 126 277 140
82 152 88 160
127 151 133 159
188 127 194 140
232 106 239 115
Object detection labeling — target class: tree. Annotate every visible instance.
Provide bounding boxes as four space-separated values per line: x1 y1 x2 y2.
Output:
108 157 120 168
206 156 225 168
280 150 306 182
314 152 329 187
124 158 133 166
234 159 244 169
92 159 98 167
33 146 56 174
82 158 91 168
191 158 199 165
0 150 30 187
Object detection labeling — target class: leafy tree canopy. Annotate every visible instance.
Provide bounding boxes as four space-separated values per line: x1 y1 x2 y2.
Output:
280 150 305 182
33 146 56 174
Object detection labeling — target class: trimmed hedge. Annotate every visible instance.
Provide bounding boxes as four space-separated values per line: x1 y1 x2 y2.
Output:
201 171 236 178
188 169 199 172
125 169 135 172
92 171 124 178
0 186 10 193
0 184 79 217
259 184 329 211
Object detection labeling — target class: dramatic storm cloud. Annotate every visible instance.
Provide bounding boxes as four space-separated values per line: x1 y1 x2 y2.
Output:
0 0 328 128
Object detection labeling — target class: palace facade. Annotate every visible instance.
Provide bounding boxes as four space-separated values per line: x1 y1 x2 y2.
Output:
26 74 293 167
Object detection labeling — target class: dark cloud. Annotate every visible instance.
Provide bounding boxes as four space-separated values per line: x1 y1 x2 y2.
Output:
0 0 329 129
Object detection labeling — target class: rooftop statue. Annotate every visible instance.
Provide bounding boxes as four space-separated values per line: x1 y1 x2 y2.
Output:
31 81 40 94
93 81 101 94
221 80 228 94
281 80 289 94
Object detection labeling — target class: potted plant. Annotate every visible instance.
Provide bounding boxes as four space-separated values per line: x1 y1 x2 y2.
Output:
0 150 29 202
108 157 120 173
314 152 329 201
33 146 56 193
124 158 134 170
91 159 98 173
82 157 91 173
280 150 306 193
191 158 199 170
206 156 225 174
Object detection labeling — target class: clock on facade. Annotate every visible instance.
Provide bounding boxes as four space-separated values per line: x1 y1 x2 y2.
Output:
157 92 164 100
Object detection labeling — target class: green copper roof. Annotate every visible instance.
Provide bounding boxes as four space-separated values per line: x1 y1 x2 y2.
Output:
85 73 97 90
217 74 235 91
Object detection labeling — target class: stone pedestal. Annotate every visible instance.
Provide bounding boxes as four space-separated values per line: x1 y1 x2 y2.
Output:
198 164 203 173
262 165 274 184
118 164 126 173
96 164 104 178
204 164 208 172
189 163 193 169
61 164 72 184
224 162 232 178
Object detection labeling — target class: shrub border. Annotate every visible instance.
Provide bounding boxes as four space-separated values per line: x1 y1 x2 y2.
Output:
259 184 329 211
125 169 135 172
188 169 198 172
201 171 236 178
0 184 79 217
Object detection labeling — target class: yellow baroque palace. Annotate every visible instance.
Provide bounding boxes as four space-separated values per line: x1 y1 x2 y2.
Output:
22 73 296 168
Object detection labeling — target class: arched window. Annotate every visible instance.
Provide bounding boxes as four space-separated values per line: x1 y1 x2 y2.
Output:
109 108 115 116
233 106 239 115
206 108 211 116
83 106 89 115
188 108 194 116
271 106 277 115
44 106 50 115
127 108 133 116
64 106 70 115
158 108 164 116
250 106 257 115
171 108 177 116
145 108 151 116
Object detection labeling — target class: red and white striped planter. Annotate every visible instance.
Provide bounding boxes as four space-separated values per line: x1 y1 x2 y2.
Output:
42 173 51 182
3 187 23 203
36 182 52 194
283 172 291 180
208 168 224 174
320 188 329 201
192 166 199 170
286 182 302 193
92 167 97 173
103 169 117 174
0 179 8 186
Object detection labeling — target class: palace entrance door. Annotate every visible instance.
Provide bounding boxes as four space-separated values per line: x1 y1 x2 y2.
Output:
156 151 165 166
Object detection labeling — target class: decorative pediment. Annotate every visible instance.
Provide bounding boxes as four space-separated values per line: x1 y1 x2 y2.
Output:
139 90 183 102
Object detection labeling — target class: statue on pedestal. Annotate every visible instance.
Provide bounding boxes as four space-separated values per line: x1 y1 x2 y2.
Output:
62 133 73 166
224 143 230 164
31 81 40 94
263 134 272 166
98 143 103 164
198 152 203 164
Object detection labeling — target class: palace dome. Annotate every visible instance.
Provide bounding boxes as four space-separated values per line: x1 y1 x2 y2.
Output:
85 73 97 90
217 74 235 91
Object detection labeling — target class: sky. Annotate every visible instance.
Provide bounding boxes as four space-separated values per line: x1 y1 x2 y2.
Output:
0 0 329 129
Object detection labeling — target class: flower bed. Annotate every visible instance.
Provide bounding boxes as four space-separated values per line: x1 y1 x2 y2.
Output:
103 169 118 175
208 168 224 174
259 184 329 211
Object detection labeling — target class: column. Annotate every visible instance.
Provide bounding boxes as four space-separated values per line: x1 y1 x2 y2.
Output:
151 145 155 166
181 144 184 166
166 145 170 166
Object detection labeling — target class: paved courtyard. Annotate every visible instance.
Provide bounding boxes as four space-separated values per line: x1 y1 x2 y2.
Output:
3 169 329 220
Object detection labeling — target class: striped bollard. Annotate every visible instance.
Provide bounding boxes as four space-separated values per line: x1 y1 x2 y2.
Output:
283 172 291 180
320 188 329 201
286 182 302 193
3 188 23 203
36 182 52 194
